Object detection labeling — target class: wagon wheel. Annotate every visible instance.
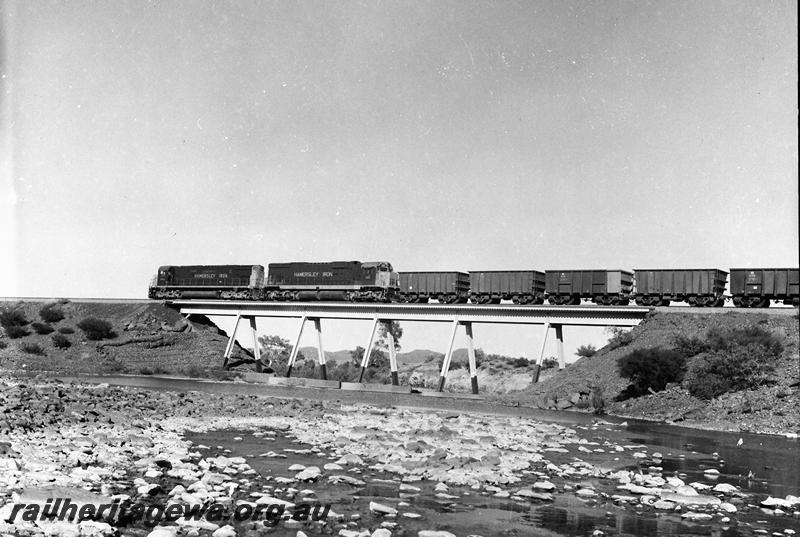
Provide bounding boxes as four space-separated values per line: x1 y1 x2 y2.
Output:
758 298 771 308
547 297 557 305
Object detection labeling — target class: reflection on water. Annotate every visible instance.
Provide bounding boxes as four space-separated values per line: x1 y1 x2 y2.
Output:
185 416 800 537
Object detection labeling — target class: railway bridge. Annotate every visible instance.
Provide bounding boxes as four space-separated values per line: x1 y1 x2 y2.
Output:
169 301 651 394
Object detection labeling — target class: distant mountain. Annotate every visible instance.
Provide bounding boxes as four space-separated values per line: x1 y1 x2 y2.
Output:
297 347 352 363
297 347 478 365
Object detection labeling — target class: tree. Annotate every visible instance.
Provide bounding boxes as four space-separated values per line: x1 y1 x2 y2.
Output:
350 346 389 369
376 321 403 352
258 334 305 375
575 344 597 358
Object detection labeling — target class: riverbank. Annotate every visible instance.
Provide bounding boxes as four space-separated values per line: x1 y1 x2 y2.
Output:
497 310 800 437
1 377 799 537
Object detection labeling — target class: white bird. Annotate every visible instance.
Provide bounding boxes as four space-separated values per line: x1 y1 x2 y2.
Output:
737 438 743 447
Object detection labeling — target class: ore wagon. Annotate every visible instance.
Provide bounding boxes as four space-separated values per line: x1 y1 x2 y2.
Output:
398 271 469 303
469 270 546 304
545 270 633 305
148 265 265 300
633 268 728 307
730 268 800 307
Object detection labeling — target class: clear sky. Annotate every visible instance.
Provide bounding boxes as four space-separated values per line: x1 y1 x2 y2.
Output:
1 1 797 356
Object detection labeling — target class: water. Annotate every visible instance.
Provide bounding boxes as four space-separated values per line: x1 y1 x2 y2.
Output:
185 421 800 537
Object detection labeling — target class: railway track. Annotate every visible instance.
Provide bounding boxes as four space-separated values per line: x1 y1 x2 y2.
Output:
0 297 795 314
0 297 156 304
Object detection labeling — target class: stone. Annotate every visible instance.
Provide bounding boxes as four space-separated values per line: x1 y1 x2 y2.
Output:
212 525 237 537
370 501 398 515
712 483 738 494
372 530 392 537
295 466 321 481
146 528 178 537
418 531 457 537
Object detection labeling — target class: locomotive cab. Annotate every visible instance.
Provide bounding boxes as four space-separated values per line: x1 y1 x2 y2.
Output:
363 262 398 288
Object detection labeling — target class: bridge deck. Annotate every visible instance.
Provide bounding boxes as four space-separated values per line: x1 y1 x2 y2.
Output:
169 300 651 326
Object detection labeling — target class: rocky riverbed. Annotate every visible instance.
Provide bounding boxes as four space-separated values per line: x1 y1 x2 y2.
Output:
1 377 799 537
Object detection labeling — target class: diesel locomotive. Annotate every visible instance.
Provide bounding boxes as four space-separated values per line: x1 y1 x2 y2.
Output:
149 262 800 307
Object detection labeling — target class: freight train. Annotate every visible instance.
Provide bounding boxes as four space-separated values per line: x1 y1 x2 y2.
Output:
148 263 800 308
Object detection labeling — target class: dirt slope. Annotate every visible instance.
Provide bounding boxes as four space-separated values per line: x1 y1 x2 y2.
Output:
0 300 251 375
499 310 800 434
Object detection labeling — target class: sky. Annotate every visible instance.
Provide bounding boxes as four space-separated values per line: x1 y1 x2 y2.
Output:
1 1 797 356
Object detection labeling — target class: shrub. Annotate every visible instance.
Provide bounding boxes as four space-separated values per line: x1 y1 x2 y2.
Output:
58 327 75 334
684 343 778 400
509 357 530 368
617 347 686 398
575 344 597 358
39 304 65 323
51 333 72 349
31 322 55 335
181 365 205 378
705 325 783 355
672 334 709 358
0 340 7 349
77 317 116 340
0 308 28 329
21 342 46 355
606 327 634 350
542 357 559 369
4 325 29 339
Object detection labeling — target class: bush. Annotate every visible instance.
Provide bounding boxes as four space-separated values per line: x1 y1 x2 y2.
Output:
0 339 7 349
21 342 46 355
606 327 634 350
575 344 597 358
509 357 530 368
705 325 783 355
617 347 686 398
39 304 65 323
684 343 778 400
672 335 709 358
4 325 29 339
0 308 28 329
542 357 559 369
77 317 116 340
181 365 205 378
31 322 55 335
51 333 72 349
58 327 75 334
